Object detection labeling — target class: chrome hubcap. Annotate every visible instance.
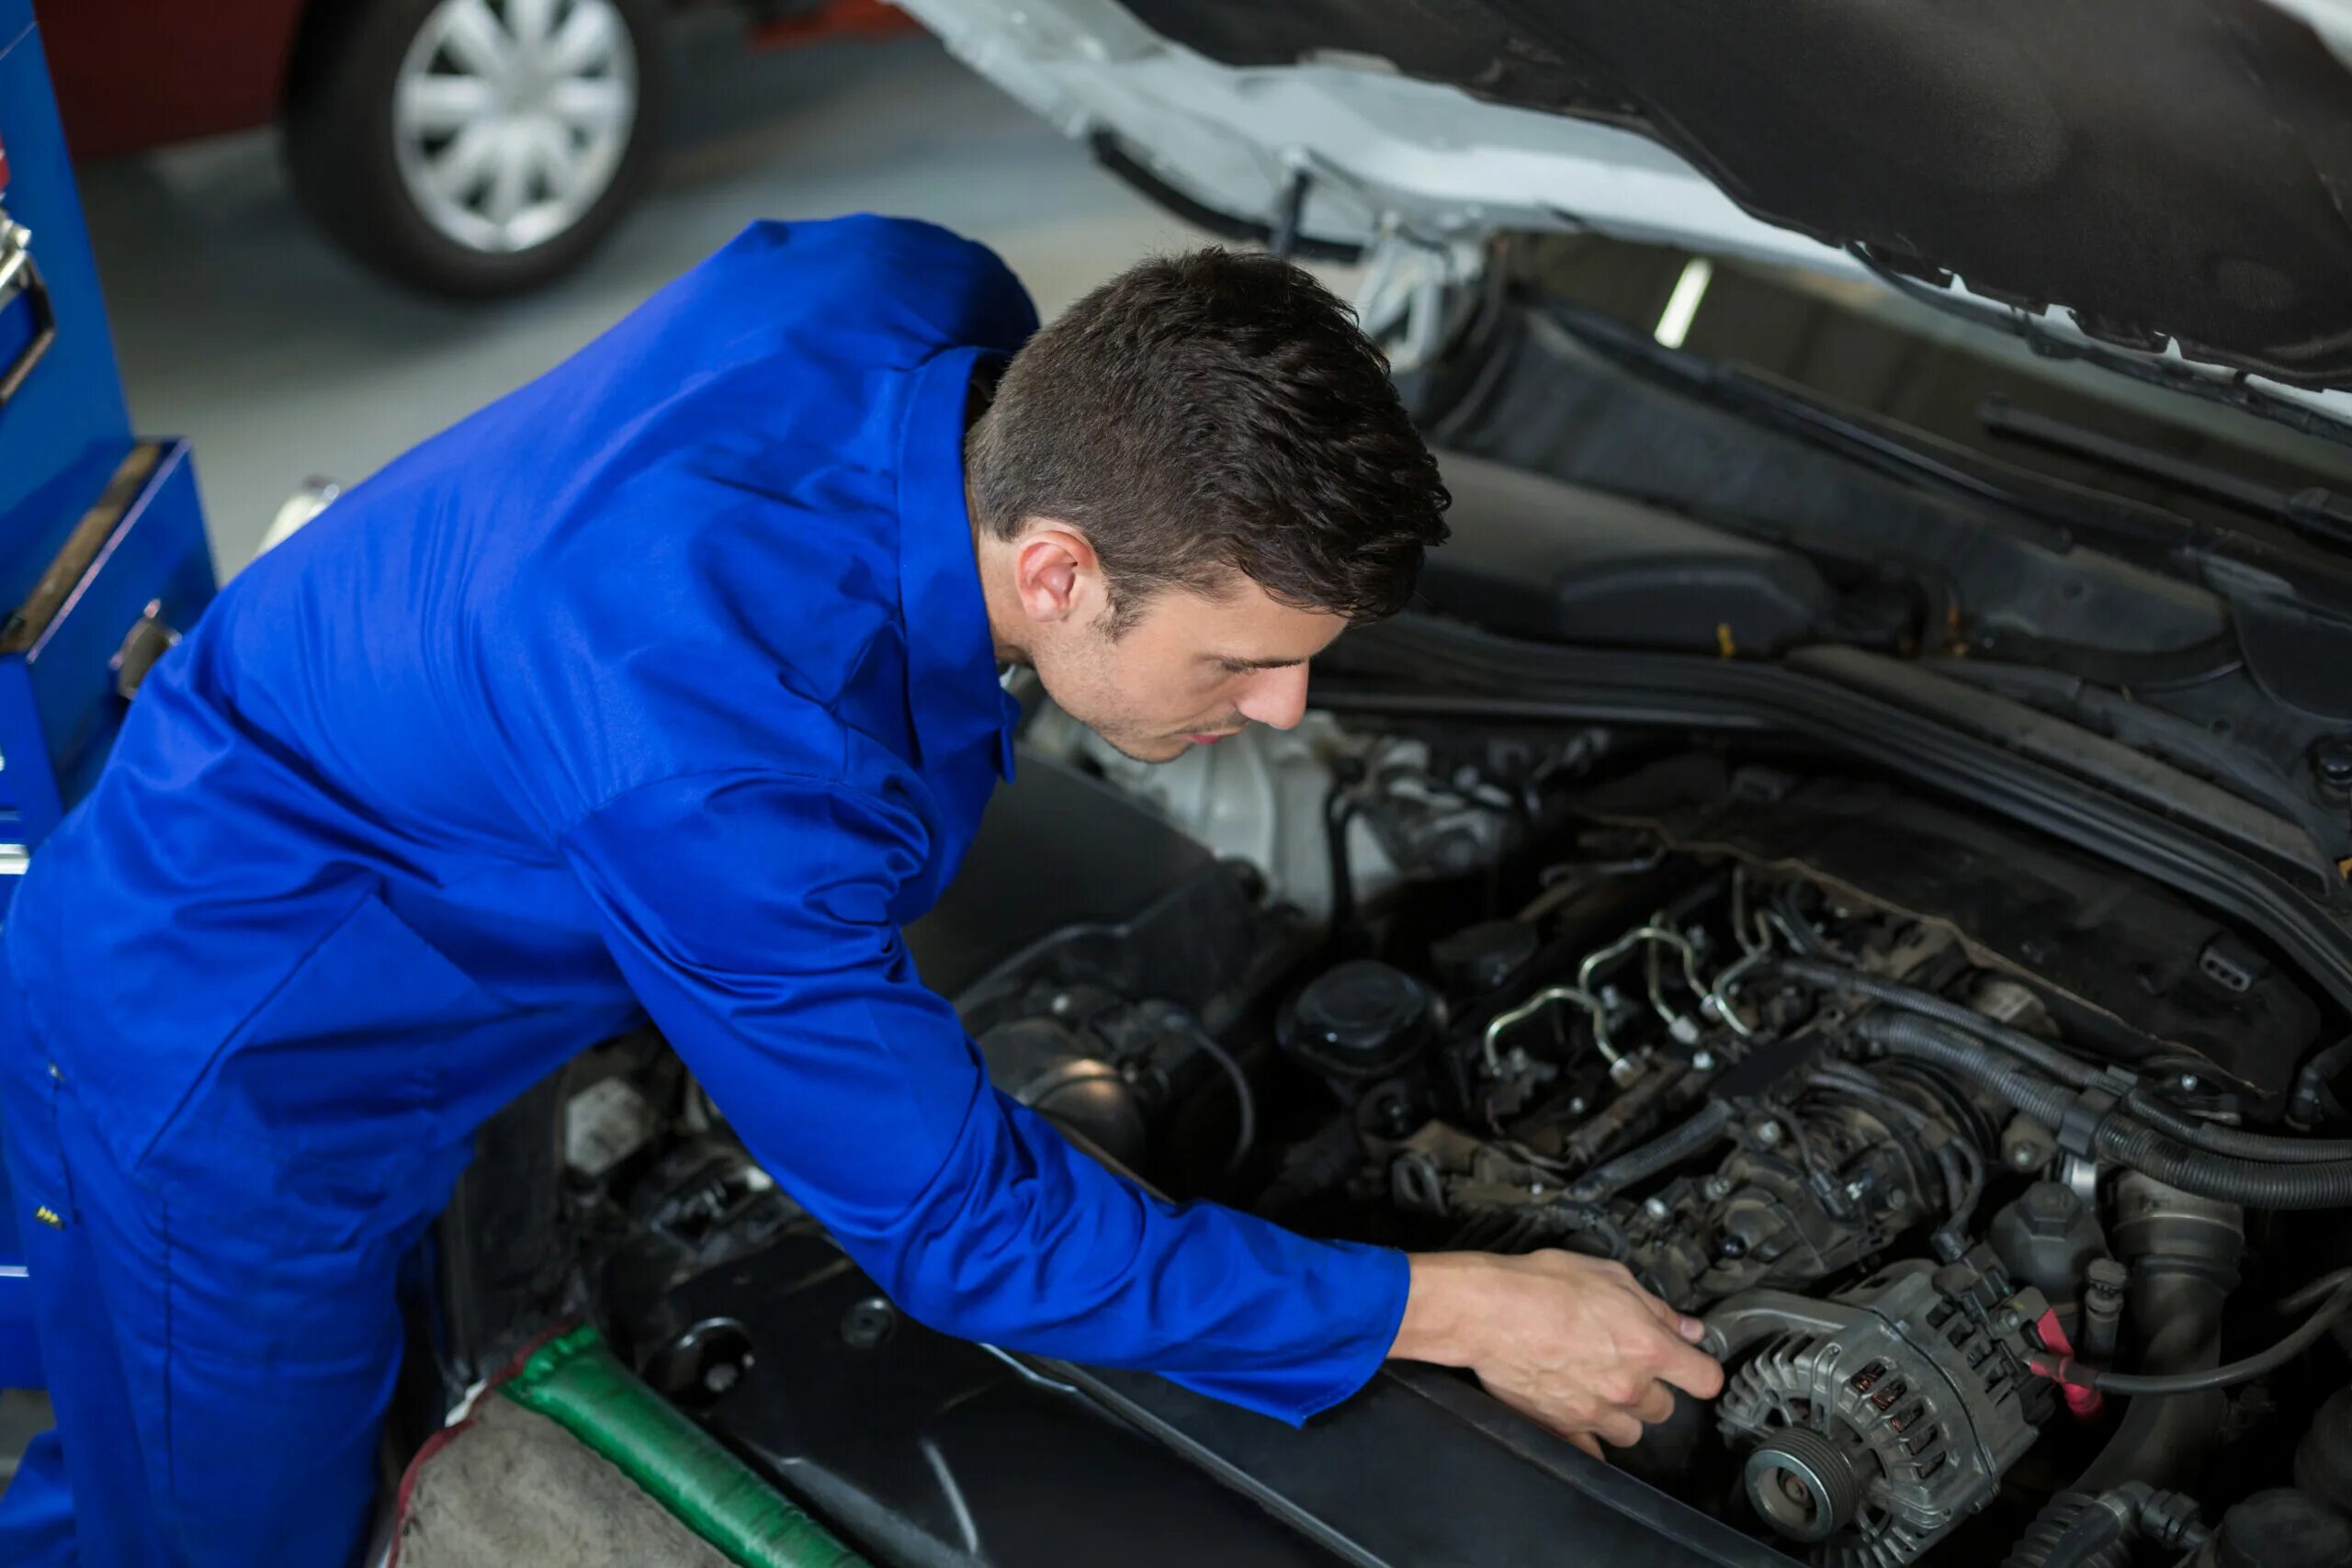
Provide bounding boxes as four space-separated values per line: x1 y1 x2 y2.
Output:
392 0 639 255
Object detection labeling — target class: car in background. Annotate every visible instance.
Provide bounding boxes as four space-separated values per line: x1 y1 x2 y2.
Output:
34 0 912 298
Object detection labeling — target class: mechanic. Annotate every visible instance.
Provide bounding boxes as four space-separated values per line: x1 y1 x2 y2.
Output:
0 215 1723 1566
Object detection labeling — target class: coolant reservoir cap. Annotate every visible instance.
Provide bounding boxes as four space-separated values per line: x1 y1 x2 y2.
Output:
2218 1489 2352 1568
1280 960 1435 1080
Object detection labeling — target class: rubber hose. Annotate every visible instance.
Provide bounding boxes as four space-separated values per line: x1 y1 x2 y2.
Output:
1782 957 2103 1088
2076 1239 2240 1495
2081 1278 2352 1396
2005 1493 2129 1568
1570 1100 1736 1201
2003 1487 2207 1568
1939 1134 1984 1240
1157 1010 1256 1177
2121 1089 2352 1164
2094 1119 2352 1210
1855 1013 2076 1125
1802 957 2352 1162
1859 1015 2352 1210
1324 782 1363 940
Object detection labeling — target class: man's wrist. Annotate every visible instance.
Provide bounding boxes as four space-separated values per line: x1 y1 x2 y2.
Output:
1389 1252 1486 1367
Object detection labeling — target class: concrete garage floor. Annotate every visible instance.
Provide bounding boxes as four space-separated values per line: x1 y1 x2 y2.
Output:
79 19 1261 572
5 13 1360 1504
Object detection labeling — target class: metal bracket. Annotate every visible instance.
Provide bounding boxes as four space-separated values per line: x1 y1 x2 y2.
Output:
111 599 181 700
1353 228 1488 373
0 213 56 409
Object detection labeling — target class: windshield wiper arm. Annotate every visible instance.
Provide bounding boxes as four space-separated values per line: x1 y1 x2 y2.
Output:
1980 394 2352 550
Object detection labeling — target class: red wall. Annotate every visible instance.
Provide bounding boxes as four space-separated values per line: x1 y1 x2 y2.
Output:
33 0 310 159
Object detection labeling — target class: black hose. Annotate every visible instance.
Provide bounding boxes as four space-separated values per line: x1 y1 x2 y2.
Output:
1795 957 2352 1163
1784 957 2105 1088
2122 1088 2352 1164
1570 1101 1735 1201
1324 783 1362 941
1855 1013 2076 1123
1941 1134 1985 1241
2075 1199 2240 1495
1770 886 1838 960
2095 1118 2352 1210
1184 1030 1259 1178
2291 1034 2352 1128
2052 1270 2352 1397
2002 1486 2207 1568
1859 1015 2352 1210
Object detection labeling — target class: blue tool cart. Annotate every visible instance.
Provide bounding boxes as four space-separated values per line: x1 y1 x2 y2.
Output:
0 0 220 1387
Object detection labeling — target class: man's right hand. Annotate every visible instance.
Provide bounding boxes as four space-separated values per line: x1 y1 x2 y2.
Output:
1387 1249 1726 1458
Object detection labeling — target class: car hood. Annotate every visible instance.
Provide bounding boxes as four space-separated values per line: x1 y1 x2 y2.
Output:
903 0 2352 408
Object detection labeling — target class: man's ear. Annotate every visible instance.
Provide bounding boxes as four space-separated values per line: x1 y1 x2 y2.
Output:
1011 523 1102 627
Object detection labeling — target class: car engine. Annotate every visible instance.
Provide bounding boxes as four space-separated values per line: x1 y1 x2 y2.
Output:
460 704 2352 1568
970 708 2352 1568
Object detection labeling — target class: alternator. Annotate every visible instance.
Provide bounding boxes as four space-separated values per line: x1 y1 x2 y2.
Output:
1706 1255 2054 1568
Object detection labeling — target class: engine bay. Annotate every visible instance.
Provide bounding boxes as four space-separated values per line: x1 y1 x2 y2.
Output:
457 705 2352 1568
961 708 2352 1567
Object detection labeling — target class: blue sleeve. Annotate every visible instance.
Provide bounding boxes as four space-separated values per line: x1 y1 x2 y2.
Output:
560 768 1411 1424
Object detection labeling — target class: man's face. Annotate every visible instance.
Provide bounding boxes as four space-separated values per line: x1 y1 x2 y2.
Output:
989 523 1347 763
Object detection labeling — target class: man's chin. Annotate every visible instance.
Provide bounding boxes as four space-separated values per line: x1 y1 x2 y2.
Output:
1091 730 1195 765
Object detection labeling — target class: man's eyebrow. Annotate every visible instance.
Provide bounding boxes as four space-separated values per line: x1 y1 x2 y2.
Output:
1210 653 1308 671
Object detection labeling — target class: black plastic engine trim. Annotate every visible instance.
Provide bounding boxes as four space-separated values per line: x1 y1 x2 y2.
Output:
1312 615 2352 1013
1031 1357 1790 1568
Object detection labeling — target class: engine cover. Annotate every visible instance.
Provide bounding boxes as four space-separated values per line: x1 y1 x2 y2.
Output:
1708 1258 2053 1568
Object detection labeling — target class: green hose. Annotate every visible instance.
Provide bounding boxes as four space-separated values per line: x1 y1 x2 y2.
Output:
499 1325 871 1568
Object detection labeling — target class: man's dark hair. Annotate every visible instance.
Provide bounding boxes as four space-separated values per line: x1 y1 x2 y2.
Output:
967 248 1450 631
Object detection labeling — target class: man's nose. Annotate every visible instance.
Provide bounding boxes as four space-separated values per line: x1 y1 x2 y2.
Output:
1237 665 1309 731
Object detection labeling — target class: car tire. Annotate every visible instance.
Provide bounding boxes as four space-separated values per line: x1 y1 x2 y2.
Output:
282 0 669 299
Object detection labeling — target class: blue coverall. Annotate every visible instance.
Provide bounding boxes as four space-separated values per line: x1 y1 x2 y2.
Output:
0 216 1410 1566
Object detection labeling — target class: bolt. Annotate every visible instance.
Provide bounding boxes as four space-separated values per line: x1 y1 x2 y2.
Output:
1843 1179 1869 1203
841 1297 897 1349
1704 1176 1735 1201
1568 1097 1588 1116
2178 1074 2200 1094
2010 1145 2040 1169
1718 1235 1748 1260
1644 1196 1673 1221
2312 737 2352 795
1530 1182 1545 1196
1049 992 1074 1016
1886 1189 1910 1212
1995 1308 2022 1334
702 1360 741 1395
1756 1121 1783 1145
1692 1051 1716 1072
